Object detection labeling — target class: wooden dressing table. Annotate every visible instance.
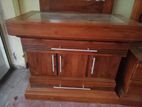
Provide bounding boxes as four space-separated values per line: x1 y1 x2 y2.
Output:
6 0 142 106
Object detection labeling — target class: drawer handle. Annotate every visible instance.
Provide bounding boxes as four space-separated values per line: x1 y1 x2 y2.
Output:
96 0 105 2
59 55 62 73
51 54 55 72
91 57 96 75
53 86 91 90
51 48 98 53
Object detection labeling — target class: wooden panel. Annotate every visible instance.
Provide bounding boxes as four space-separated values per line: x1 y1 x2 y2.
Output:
131 64 142 82
127 81 142 96
87 54 121 80
120 51 138 94
102 0 114 13
25 87 142 106
21 38 129 56
40 0 114 13
120 49 142 98
27 51 57 76
6 11 142 42
58 53 88 77
30 76 116 89
131 0 142 21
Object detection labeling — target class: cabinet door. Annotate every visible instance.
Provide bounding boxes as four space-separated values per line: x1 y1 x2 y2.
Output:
58 53 88 78
87 54 121 80
27 51 57 76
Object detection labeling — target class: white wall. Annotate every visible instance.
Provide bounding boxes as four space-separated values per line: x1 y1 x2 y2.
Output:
113 0 135 18
0 0 26 67
20 0 40 13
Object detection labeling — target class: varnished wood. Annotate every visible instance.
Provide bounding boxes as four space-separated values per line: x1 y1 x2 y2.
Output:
25 87 142 106
26 42 121 89
87 55 121 80
58 53 88 78
127 81 142 96
21 38 130 55
27 51 57 76
6 11 142 42
120 51 137 94
131 65 142 82
40 0 114 13
30 76 116 90
131 0 142 21
6 8 142 105
120 48 142 101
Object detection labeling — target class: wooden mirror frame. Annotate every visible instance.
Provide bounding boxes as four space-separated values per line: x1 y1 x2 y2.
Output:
39 0 114 14
131 0 142 21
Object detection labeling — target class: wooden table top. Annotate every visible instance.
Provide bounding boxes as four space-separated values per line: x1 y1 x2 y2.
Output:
6 11 142 42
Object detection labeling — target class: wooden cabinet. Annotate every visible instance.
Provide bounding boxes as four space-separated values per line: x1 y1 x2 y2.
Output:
25 39 122 90
6 11 142 105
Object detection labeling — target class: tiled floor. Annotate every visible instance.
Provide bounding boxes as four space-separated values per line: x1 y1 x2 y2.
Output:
0 69 29 107
0 69 130 107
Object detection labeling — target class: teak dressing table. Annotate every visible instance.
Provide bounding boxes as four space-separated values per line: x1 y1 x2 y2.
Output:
6 0 142 106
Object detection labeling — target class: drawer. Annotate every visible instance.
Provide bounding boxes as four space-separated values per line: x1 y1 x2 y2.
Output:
21 38 129 55
131 64 142 82
30 76 115 90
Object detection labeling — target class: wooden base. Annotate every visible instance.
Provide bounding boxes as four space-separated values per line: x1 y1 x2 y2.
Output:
25 87 142 106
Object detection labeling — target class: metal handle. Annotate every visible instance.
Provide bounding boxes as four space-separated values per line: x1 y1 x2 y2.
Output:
59 55 62 73
87 0 105 1
96 0 105 1
91 57 96 75
52 54 55 72
51 48 98 53
53 86 91 90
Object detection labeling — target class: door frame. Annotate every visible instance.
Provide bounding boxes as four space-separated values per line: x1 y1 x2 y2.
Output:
0 26 14 69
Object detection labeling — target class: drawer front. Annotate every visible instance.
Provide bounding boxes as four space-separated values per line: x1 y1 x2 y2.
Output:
21 38 129 56
30 76 115 90
131 64 142 82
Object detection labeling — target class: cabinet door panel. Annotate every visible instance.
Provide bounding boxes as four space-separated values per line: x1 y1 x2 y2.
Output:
27 51 57 76
131 64 142 82
87 55 121 80
58 53 88 77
